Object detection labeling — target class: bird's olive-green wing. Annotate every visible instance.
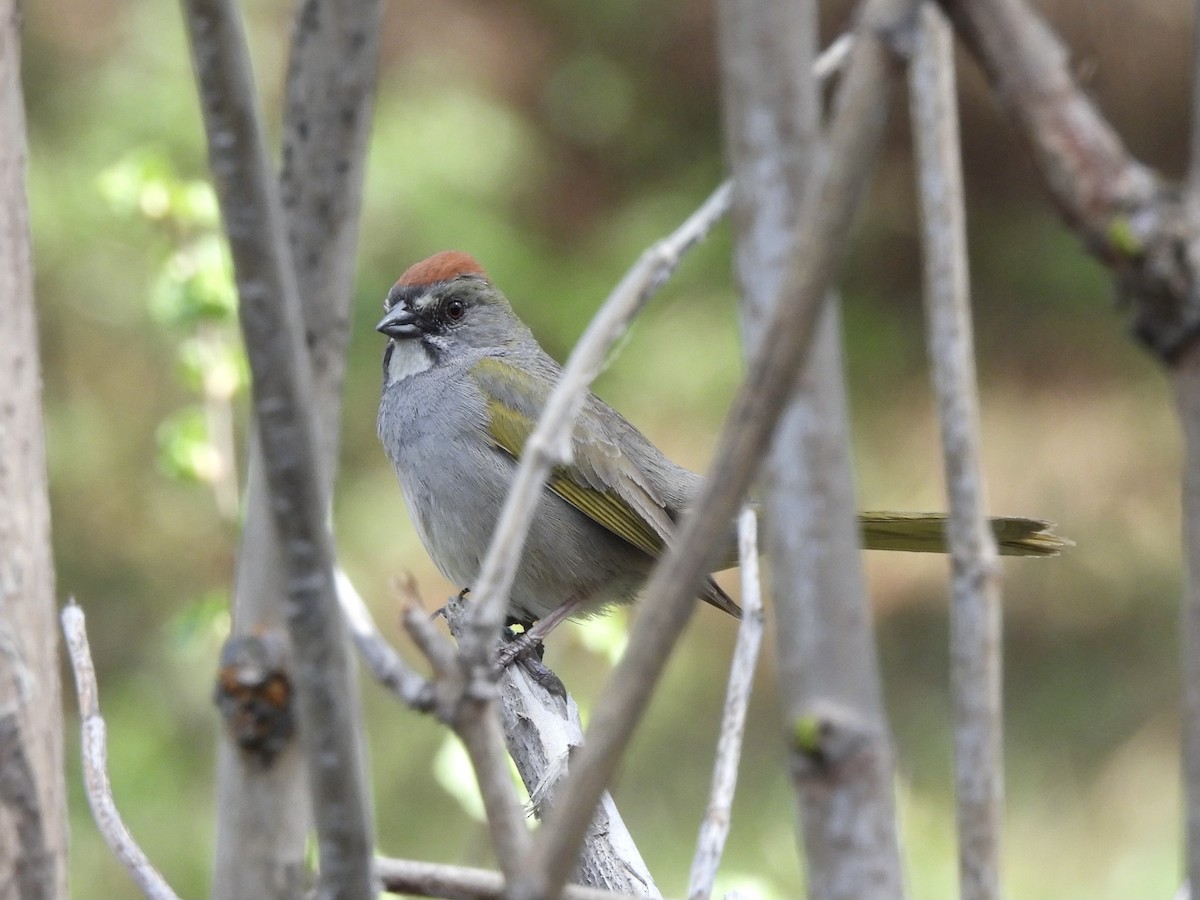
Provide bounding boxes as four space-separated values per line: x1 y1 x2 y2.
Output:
470 357 672 558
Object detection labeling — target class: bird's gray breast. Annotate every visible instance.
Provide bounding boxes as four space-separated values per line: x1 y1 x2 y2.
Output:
378 364 507 587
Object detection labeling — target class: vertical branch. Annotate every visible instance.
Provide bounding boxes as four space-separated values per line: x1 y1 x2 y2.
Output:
1177 354 1200 900
719 0 912 895
0 2 68 894
909 7 1004 900
687 507 765 900
208 0 382 897
179 1 374 897
1190 0 1200 217
1180 3 1200 889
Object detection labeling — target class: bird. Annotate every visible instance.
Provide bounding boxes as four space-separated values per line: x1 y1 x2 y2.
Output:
376 250 1067 643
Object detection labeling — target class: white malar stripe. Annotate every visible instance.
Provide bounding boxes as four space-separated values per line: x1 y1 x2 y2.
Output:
386 339 433 385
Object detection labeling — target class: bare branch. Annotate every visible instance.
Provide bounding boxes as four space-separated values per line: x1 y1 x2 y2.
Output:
374 856 642 900
687 507 764 900
1181 4 1200 890
61 603 181 900
213 0 381 889
517 13 917 894
1178 354 1200 897
334 568 435 711
401 605 533 880
178 0 373 895
909 7 1004 899
1190 0 1200 214
346 569 654 895
935 0 1195 360
719 0 912 892
470 610 659 895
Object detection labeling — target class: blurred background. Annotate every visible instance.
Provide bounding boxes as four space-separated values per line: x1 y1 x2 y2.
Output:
21 0 1191 896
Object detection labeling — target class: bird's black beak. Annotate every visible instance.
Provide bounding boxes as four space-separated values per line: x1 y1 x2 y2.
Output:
376 306 422 339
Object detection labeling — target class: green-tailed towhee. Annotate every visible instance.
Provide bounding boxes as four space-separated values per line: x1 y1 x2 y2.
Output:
377 251 1065 639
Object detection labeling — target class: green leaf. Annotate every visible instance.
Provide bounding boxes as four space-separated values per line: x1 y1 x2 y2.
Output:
156 406 220 485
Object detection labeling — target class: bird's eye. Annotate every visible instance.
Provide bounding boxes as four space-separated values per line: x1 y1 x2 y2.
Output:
445 298 467 321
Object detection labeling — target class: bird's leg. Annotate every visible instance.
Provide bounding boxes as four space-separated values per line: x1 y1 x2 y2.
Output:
496 597 587 668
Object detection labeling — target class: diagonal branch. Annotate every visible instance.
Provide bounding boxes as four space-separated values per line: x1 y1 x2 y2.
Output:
458 180 734 681
402 604 533 879
936 0 1196 360
515 5 918 893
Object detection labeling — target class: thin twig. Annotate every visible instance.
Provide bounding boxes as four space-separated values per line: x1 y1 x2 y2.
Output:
1190 0 1200 217
334 568 435 711
687 507 764 900
515 17 912 896
910 7 1004 900
373 856 645 900
401 606 533 878
179 0 374 896
1182 3 1200 891
60 602 182 900
814 32 854 81
1177 355 1200 900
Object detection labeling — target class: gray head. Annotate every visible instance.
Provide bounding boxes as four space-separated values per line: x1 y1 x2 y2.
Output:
376 251 532 387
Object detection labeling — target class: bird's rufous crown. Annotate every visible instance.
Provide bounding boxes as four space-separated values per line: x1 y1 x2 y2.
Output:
395 251 487 290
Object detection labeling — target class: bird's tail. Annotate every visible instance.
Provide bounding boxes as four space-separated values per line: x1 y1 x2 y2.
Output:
858 511 1070 556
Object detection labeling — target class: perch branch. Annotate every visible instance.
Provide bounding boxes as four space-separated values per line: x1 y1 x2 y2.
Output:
910 7 1004 899
686 507 764 900
516 13 917 897
179 0 373 895
61 602 181 900
444 595 661 896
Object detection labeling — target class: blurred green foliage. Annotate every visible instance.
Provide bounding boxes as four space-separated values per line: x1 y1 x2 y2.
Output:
22 0 1191 897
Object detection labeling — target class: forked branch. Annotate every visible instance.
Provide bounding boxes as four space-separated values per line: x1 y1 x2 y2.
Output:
936 0 1197 360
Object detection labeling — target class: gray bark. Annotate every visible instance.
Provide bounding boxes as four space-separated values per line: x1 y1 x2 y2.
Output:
207 0 382 897
180 0 377 896
909 8 1005 899
719 0 912 896
0 2 69 895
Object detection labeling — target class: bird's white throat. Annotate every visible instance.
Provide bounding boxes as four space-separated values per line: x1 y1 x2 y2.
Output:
385 339 433 385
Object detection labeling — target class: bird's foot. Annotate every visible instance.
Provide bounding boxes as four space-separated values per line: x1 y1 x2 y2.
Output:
497 627 565 699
